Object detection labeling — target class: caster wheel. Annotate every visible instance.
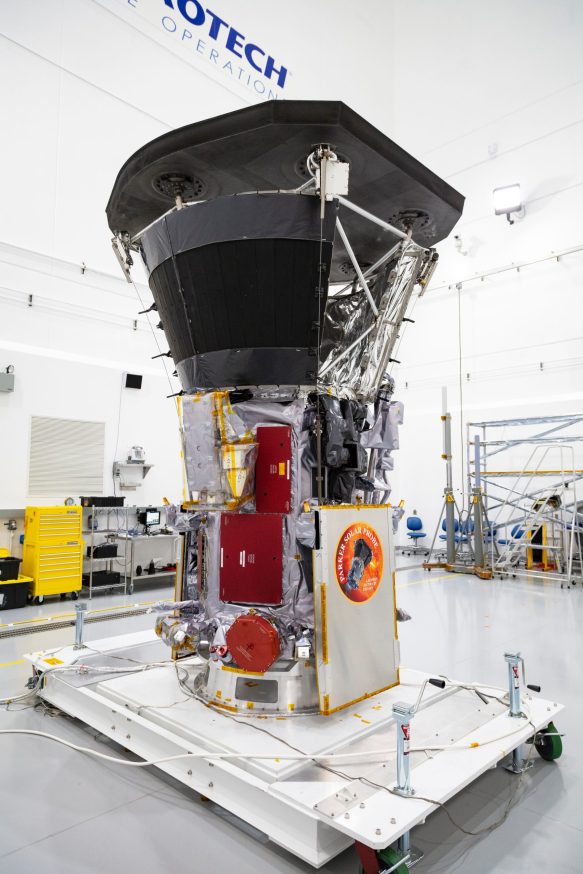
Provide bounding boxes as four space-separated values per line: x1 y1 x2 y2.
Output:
535 722 562 761
70 591 79 601
128 583 134 595
27 593 33 603
359 847 408 874
35 596 44 605
60 593 67 600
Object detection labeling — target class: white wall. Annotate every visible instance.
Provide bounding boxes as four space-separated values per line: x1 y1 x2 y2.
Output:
386 0 583 536
0 0 395 516
0 345 183 503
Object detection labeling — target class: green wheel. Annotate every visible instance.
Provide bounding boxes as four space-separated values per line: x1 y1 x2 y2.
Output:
359 847 408 874
378 847 408 874
535 722 563 761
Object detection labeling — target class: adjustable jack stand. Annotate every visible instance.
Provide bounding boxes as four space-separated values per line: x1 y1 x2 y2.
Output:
389 701 426 868
503 651 537 775
74 603 87 650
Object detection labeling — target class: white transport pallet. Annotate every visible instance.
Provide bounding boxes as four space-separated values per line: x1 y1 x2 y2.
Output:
26 630 564 869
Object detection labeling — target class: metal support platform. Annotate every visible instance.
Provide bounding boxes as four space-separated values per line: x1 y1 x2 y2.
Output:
26 630 564 869
424 390 494 579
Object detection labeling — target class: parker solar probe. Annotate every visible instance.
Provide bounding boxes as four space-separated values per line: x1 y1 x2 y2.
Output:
27 102 564 873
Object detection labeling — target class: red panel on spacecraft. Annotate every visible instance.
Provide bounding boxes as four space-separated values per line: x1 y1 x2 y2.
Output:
255 425 292 514
220 513 284 605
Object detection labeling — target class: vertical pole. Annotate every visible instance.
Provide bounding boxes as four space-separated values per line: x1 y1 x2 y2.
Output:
473 435 484 567
481 425 488 513
442 388 456 565
474 435 482 490
482 424 494 565
466 420 472 517
398 830 411 855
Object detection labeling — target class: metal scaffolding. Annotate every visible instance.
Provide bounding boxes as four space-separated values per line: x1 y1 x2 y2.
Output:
466 415 583 588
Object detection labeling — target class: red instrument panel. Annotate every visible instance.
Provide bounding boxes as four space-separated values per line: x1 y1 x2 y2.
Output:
255 425 292 514
220 513 283 605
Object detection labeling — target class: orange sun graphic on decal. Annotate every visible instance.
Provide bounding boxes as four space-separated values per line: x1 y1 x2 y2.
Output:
335 522 384 603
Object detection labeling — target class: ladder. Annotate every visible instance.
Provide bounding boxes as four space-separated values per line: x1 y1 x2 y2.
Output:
494 496 553 572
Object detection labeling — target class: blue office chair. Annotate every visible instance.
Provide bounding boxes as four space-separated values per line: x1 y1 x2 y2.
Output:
406 515 426 544
404 514 428 555
498 524 524 545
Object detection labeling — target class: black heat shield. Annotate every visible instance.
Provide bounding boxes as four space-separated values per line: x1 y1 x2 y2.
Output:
107 100 464 283
107 101 464 390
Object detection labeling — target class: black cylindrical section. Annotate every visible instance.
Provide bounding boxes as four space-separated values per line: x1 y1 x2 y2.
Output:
140 193 337 389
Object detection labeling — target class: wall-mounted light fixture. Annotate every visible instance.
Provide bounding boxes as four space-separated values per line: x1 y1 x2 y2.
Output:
493 183 525 225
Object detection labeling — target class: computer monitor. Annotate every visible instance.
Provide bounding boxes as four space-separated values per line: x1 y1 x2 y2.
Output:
138 508 160 527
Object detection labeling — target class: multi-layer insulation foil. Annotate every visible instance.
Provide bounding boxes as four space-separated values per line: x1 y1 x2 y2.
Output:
161 389 405 659
106 100 465 676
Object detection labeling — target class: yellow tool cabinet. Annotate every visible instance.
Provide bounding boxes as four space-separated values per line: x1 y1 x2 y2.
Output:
21 506 83 603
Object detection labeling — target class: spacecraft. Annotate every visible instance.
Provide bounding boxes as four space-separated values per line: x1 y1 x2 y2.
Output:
25 102 563 874
106 99 464 716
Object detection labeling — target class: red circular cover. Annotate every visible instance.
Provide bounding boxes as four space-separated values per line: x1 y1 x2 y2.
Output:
226 614 280 673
